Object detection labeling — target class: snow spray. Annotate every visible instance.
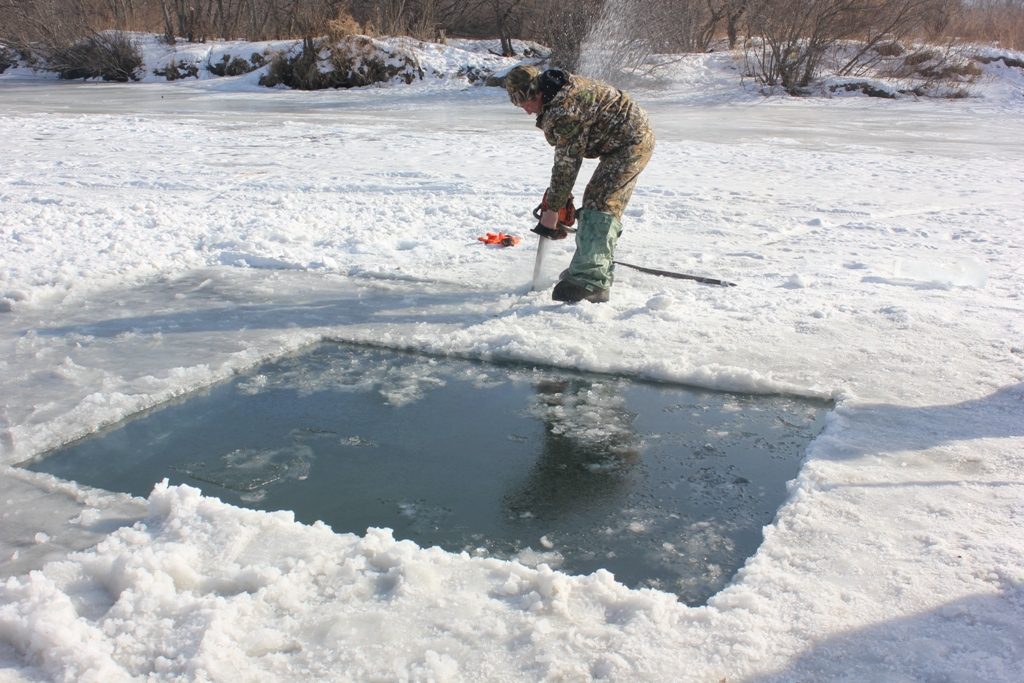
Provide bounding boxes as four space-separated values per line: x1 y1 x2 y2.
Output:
577 0 652 88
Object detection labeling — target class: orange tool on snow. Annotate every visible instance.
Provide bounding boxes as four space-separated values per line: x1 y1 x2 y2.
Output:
478 232 520 247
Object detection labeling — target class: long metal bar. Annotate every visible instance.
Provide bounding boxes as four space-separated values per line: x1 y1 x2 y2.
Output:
614 261 736 287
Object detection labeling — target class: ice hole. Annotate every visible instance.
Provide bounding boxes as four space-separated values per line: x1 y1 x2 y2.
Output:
26 343 830 605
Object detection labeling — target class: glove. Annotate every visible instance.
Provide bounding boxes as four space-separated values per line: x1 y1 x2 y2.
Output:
533 189 575 228
478 232 520 247
530 222 568 240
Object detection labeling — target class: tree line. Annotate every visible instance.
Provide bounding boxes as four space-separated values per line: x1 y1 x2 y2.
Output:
2 0 1021 67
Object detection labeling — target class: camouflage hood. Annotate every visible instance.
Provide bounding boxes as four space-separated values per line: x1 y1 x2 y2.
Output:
505 65 540 106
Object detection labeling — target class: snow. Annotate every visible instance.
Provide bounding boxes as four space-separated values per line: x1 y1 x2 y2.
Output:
1 36 1023 682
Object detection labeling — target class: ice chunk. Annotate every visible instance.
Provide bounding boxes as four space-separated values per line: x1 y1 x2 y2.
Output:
787 274 811 288
893 257 988 288
171 444 314 493
646 295 675 310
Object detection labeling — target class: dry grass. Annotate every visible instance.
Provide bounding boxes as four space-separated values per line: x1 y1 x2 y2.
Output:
958 2 1024 50
875 41 906 57
326 10 362 41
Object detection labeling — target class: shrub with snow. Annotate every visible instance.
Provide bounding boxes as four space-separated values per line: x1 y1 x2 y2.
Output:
46 31 143 82
206 53 263 77
259 35 424 90
0 44 14 74
153 58 199 80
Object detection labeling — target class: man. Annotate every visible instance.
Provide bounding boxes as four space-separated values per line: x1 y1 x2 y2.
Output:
506 65 655 303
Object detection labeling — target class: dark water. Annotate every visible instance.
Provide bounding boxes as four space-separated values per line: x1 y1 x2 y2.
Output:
27 343 830 604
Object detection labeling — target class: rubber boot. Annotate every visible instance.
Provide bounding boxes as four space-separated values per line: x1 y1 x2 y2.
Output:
553 210 621 303
552 279 610 303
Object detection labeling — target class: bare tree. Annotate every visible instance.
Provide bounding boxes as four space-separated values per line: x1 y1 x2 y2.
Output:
532 0 601 69
5 0 1022 73
104 0 138 29
351 0 442 39
744 0 860 93
723 0 747 48
6 0 85 45
158 0 222 41
959 0 1024 50
834 0 947 77
492 0 528 56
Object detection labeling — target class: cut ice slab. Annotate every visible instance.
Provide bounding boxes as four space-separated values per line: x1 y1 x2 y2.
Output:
25 343 831 604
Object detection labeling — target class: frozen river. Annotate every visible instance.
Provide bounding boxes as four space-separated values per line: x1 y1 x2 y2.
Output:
4 78 1023 158
1 65 1023 683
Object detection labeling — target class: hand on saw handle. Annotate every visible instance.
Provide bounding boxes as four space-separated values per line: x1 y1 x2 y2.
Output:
531 190 575 240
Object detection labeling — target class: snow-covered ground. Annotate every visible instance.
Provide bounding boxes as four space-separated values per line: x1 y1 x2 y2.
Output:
1 38 1023 682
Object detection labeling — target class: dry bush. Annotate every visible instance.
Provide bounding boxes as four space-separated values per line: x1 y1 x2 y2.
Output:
826 39 985 98
885 44 981 80
259 33 423 88
743 0 848 93
903 46 940 66
327 9 362 39
832 0 954 77
153 0 349 43
742 0 967 94
349 0 488 41
2 0 94 50
875 40 906 57
0 44 15 73
47 30 144 80
352 0 441 41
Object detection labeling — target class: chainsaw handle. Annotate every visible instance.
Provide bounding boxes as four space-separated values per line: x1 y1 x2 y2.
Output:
533 191 576 226
531 222 575 240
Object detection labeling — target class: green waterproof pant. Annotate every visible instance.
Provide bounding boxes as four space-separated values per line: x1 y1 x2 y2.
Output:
565 210 622 291
565 126 654 291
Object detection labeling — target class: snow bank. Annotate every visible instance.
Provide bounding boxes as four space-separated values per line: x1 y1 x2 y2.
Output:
0 33 541 90
1 481 698 681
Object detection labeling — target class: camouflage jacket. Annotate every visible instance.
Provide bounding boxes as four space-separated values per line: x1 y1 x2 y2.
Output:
536 73 652 211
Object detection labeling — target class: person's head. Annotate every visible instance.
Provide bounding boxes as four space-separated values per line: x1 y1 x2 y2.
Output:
505 65 540 109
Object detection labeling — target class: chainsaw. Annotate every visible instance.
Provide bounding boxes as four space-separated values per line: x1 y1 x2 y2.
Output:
531 190 576 240
527 190 736 291
530 190 575 291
